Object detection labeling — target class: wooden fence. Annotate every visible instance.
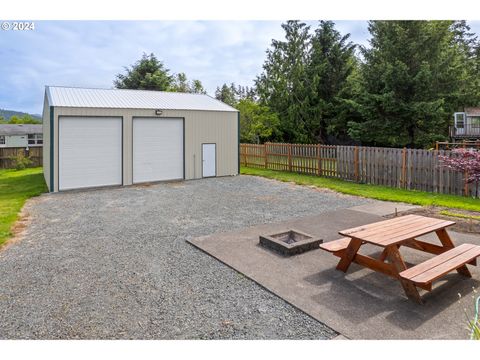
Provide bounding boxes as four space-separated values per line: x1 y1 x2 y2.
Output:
0 147 43 169
240 143 476 197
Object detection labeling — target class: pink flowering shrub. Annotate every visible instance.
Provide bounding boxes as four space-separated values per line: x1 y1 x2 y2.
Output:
439 148 480 197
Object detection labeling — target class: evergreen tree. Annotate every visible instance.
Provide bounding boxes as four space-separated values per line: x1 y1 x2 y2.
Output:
114 53 207 94
304 21 357 142
348 21 480 148
255 20 311 143
114 53 173 91
214 83 237 106
451 21 480 107
191 79 207 94
171 73 207 94
172 73 190 92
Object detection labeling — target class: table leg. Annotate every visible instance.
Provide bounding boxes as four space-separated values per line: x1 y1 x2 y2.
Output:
435 229 472 278
379 245 400 262
386 245 423 304
336 238 362 273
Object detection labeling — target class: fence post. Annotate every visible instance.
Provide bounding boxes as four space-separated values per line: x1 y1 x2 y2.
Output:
401 147 407 189
317 144 322 176
354 146 359 182
464 174 469 197
264 143 268 169
288 144 292 172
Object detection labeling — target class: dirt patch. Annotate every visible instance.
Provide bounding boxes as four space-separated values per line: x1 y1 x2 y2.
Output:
386 206 480 234
133 182 153 188
0 196 41 252
133 181 186 189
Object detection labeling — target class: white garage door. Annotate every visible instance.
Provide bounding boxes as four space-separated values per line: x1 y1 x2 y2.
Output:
59 117 122 191
133 118 184 183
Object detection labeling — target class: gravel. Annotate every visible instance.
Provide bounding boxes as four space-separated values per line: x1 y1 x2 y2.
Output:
0 175 370 339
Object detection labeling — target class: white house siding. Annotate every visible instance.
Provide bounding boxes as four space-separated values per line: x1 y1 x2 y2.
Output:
2 135 27 147
45 105 238 192
0 135 43 148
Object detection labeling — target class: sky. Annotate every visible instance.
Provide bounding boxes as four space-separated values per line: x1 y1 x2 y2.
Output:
0 20 479 114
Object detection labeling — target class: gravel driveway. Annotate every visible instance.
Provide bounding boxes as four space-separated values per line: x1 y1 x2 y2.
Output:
0 175 370 339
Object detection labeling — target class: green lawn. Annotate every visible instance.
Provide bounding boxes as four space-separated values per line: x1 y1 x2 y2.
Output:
439 210 480 220
241 166 480 212
0 167 47 246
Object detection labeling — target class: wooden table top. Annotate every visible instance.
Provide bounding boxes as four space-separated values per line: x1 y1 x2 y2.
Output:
338 214 455 247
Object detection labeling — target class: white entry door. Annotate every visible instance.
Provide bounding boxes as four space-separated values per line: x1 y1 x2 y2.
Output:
59 117 122 191
133 118 184 183
202 143 216 177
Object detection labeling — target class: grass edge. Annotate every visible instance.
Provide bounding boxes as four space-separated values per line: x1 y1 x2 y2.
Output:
240 166 480 212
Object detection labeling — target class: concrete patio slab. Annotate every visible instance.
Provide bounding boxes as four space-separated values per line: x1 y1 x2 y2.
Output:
348 201 421 216
188 209 480 340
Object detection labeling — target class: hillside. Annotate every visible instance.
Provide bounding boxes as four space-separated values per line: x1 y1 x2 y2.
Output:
0 109 42 121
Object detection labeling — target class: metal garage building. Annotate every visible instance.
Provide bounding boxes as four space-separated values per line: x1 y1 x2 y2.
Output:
42 86 239 192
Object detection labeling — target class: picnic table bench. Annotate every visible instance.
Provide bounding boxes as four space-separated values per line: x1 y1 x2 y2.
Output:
320 214 480 303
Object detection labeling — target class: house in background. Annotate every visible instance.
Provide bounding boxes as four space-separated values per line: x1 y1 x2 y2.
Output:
451 107 480 141
0 124 43 148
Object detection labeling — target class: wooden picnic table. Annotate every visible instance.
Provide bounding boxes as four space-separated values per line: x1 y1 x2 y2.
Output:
320 214 480 303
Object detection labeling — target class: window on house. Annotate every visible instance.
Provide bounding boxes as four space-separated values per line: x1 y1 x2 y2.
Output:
471 117 480 128
455 113 465 128
0 135 5 145
28 133 43 145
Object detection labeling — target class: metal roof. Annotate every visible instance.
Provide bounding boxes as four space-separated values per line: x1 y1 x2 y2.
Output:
46 86 238 112
464 107 480 116
0 124 42 136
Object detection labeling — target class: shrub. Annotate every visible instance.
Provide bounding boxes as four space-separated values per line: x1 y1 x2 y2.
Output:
10 152 33 170
440 148 480 197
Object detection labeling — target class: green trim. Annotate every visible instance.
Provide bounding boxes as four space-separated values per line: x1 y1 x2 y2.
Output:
237 112 240 175
49 106 54 192
183 117 186 179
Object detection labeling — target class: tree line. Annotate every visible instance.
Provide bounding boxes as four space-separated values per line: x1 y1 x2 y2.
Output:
0 114 41 124
217 21 480 148
113 21 480 149
114 53 207 94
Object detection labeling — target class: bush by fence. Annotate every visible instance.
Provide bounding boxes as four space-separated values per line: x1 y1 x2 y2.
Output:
0 147 42 169
240 143 476 197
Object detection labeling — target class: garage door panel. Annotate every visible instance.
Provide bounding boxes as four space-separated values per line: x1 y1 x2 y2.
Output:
133 118 183 183
59 117 122 190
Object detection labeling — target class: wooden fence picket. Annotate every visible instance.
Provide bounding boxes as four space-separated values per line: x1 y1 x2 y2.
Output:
240 143 474 197
0 147 43 169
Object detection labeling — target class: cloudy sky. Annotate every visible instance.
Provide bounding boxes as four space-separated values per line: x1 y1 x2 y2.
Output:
0 20 479 114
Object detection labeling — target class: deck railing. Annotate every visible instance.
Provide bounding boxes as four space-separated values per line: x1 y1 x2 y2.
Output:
449 123 480 138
